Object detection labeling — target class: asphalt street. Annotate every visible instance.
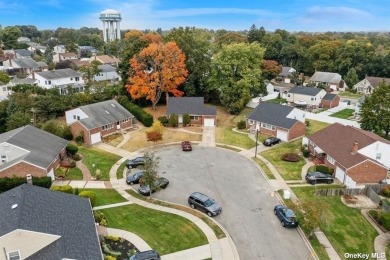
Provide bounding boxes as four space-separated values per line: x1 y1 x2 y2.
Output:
131 146 311 260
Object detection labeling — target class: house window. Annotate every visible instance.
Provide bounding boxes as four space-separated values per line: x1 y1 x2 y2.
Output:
327 155 335 165
48 80 51 85
248 119 254 125
261 123 276 130
77 116 80 120
70 77 73 81
190 116 199 120
73 115 76 119
288 94 290 97
1 155 7 163
7 250 21 260
376 153 382 160
75 77 80 82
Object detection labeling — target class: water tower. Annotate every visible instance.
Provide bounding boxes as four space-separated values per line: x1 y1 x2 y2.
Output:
100 9 122 42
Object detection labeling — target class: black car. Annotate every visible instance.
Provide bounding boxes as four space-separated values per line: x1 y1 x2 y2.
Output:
138 177 169 196
188 192 222 217
305 171 334 185
126 157 149 169
129 250 160 260
126 171 144 185
263 137 281 146
274 205 298 228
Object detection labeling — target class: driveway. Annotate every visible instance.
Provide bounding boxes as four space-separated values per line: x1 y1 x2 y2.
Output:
131 146 311 260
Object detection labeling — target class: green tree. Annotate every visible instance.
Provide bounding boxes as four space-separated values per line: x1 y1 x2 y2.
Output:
209 42 265 114
260 60 282 80
360 82 390 138
1 26 22 49
247 24 265 43
344 68 359 89
0 100 9 133
0 71 10 84
7 111 31 131
140 151 160 197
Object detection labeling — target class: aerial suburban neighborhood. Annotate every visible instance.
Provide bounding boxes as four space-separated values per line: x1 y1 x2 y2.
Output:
0 1 390 260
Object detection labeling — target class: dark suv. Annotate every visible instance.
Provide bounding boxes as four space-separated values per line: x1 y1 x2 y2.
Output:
129 250 160 260
305 171 334 185
188 192 222 217
126 157 149 169
263 137 281 146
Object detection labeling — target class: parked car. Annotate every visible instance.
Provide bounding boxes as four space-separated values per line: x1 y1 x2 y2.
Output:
274 205 298 228
188 192 222 217
126 171 144 185
263 137 281 146
305 171 334 185
129 250 160 260
181 141 192 151
126 157 149 169
138 177 169 196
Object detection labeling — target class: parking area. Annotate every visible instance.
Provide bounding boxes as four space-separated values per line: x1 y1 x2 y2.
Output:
129 146 311 260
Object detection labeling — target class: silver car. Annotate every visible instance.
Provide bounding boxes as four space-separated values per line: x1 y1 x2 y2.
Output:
188 192 222 217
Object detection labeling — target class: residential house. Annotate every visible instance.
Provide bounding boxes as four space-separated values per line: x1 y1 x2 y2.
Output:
32 68 84 94
166 97 217 126
304 123 390 188
0 184 103 260
2 58 46 74
320 93 340 108
17 37 31 43
0 125 68 180
309 71 344 90
93 64 121 82
66 100 135 144
71 59 90 68
14 49 32 58
53 52 78 63
28 45 47 54
246 102 306 141
352 76 390 95
53 45 66 54
286 86 327 108
278 66 296 83
91 55 120 66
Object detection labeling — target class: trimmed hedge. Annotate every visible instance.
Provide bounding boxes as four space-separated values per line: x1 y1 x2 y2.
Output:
237 120 246 129
119 98 153 127
316 165 333 175
66 144 79 156
50 185 73 194
79 190 97 206
379 213 390 231
169 114 178 127
0 176 52 192
381 185 390 198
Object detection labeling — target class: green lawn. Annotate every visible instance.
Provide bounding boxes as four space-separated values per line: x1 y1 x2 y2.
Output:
260 139 305 180
266 98 287 104
66 167 83 180
253 157 275 179
101 204 208 255
78 146 121 180
329 109 355 119
230 107 253 125
291 186 378 259
116 160 127 179
82 188 127 207
305 120 331 136
338 90 362 99
216 127 256 149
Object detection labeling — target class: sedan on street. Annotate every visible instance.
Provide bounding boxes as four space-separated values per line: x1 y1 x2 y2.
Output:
305 171 334 185
138 177 169 196
126 171 144 185
126 157 149 169
274 205 298 228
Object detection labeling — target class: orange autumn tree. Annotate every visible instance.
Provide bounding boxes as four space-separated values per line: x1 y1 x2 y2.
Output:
126 41 188 110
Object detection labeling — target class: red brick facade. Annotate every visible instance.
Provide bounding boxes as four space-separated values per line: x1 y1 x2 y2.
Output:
347 160 387 184
0 161 47 178
247 121 306 141
321 95 340 108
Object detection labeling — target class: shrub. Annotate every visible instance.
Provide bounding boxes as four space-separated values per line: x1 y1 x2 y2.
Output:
316 165 331 175
369 209 379 220
31 177 52 188
105 235 120 242
104 255 117 260
0 177 52 192
158 116 168 126
237 120 246 129
183 114 190 126
66 144 79 156
305 121 310 126
79 190 97 206
118 98 153 127
62 127 73 140
302 149 310 158
381 185 390 198
168 114 178 127
379 213 390 231
281 153 301 162
94 210 108 226
75 135 83 144
70 161 76 168
55 167 67 178
73 153 82 161
50 185 73 194
74 187 80 195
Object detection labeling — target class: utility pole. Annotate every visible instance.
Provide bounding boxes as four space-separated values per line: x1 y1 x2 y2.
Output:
255 129 259 158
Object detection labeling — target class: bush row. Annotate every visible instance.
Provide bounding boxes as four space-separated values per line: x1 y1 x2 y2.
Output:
119 98 153 127
315 165 334 175
0 176 52 192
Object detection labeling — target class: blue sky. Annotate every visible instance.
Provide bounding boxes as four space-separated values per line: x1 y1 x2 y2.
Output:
0 0 389 32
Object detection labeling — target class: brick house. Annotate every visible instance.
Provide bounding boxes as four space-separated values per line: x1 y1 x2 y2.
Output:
304 123 390 188
246 102 306 142
0 184 103 259
66 99 135 145
0 125 68 180
320 93 340 108
166 97 217 126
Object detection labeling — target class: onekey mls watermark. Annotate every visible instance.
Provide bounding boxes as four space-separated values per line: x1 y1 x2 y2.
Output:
344 253 385 259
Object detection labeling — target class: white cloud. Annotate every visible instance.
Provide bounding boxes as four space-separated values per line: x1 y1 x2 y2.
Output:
306 6 371 18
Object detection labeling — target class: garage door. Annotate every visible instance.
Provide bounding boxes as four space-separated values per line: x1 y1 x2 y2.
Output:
204 118 215 127
90 133 101 144
276 130 288 141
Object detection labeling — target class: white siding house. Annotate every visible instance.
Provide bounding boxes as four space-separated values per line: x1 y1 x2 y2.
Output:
65 108 89 125
93 65 121 82
286 108 306 122
286 86 326 107
32 69 85 94
358 141 390 169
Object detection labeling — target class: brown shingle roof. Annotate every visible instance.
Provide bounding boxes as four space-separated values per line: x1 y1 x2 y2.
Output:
307 123 389 169
92 55 119 64
60 52 78 58
365 76 390 88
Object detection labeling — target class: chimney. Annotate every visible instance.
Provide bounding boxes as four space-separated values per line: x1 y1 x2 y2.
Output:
8 57 12 67
32 72 35 80
351 141 359 155
26 174 33 185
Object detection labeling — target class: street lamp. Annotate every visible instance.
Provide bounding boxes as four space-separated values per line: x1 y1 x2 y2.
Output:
92 163 96 177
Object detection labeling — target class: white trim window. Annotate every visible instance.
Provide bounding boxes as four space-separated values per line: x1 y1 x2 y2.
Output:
248 119 254 125
376 153 382 160
261 122 276 130
1 155 7 163
190 115 199 120
327 155 335 165
6 250 21 260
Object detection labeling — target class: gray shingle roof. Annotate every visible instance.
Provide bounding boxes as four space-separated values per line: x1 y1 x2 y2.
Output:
322 93 337 101
0 125 68 169
0 184 103 259
10 77 36 85
98 64 116 72
310 71 341 84
279 66 294 77
11 58 41 69
35 68 81 80
77 100 134 129
14 49 32 57
166 97 216 115
288 86 323 96
247 102 298 129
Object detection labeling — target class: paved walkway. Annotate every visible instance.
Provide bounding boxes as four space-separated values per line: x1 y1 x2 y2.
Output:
199 126 216 147
361 209 390 256
76 160 92 181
